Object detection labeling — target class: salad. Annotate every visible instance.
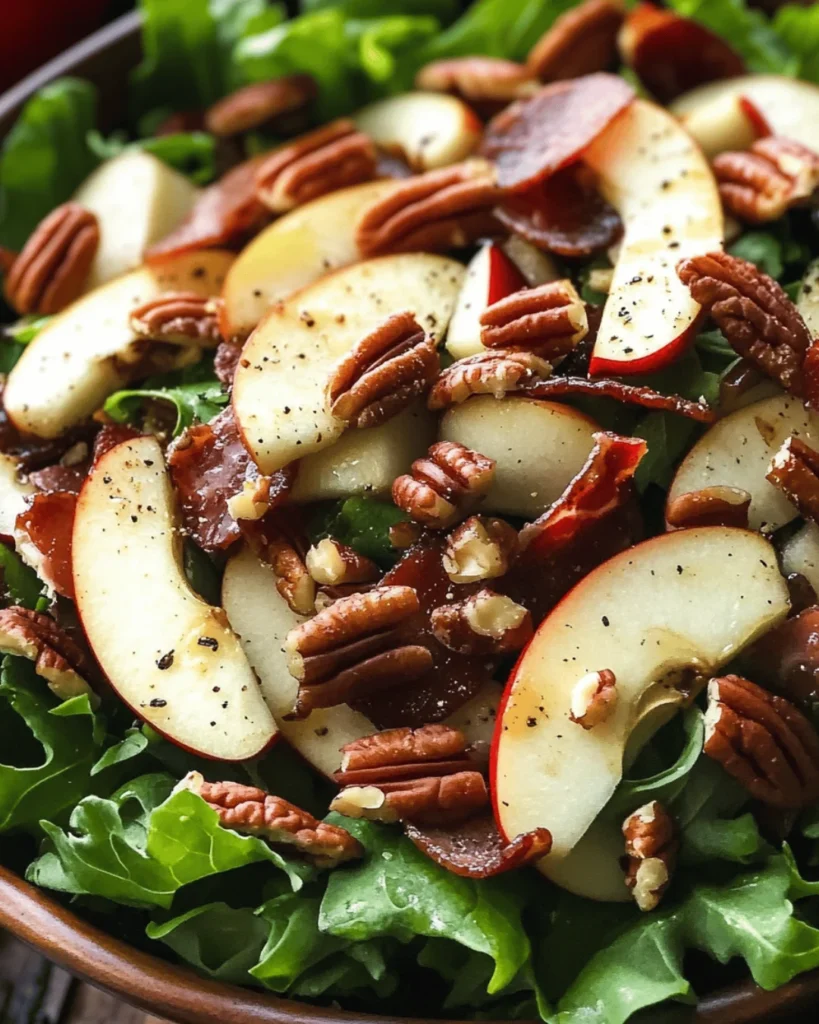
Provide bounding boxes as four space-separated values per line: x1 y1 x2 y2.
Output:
3 0 819 1020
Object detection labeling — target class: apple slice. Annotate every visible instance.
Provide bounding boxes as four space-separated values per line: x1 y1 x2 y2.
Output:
583 98 724 376
233 253 464 474
354 92 481 171
0 455 33 544
3 250 234 439
220 180 395 338
667 393 819 533
780 521 819 596
798 259 819 341
73 436 276 760
492 526 789 893
445 243 528 361
439 396 599 519
74 150 200 290
671 76 819 159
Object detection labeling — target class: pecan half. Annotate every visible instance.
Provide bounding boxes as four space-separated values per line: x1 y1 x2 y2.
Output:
442 515 518 584
355 161 503 259
428 349 551 409
415 57 537 118
328 311 439 429
178 771 361 867
569 669 617 729
129 292 222 347
622 800 678 912
704 674 819 809
767 436 819 525
205 75 317 137
431 589 533 656
678 251 813 396
284 586 432 718
527 0 625 82
392 441 495 529
666 486 752 530
337 722 471 778
480 281 588 359
714 137 819 224
255 119 377 214
4 203 99 315
305 538 380 587
258 523 316 616
0 606 94 701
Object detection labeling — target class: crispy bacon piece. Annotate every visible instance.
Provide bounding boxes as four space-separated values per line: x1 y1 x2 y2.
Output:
521 376 716 422
749 607 819 714
28 463 86 495
480 73 634 192
214 337 244 387
92 424 142 463
16 492 76 599
405 813 552 878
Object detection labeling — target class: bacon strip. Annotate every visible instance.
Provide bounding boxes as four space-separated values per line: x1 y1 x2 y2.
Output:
522 376 716 422
405 813 552 878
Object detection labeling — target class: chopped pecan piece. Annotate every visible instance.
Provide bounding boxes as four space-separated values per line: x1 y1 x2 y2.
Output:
666 486 752 530
179 771 361 867
480 280 588 359
431 589 532 655
388 520 422 550
392 441 495 529
704 675 819 809
205 75 317 137
415 57 537 117
569 669 617 729
255 119 377 214
226 475 274 523
284 586 432 718
528 0 624 82
355 161 503 259
714 136 819 224
129 292 222 347
442 515 518 584
328 311 439 429
305 538 380 587
766 436 819 523
678 251 813 396
428 349 551 409
622 800 678 912
748 607 819 711
255 521 316 616
0 606 94 700
522 376 716 422
4 203 99 315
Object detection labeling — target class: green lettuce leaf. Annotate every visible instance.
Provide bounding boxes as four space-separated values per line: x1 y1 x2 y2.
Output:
103 378 228 436
772 3 819 84
0 545 45 609
308 497 410 568
88 131 217 186
301 0 458 18
4 316 52 345
632 411 698 493
90 729 149 777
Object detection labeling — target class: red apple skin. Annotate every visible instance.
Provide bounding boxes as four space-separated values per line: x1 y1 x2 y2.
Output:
486 243 528 305
739 95 772 138
489 642 532 845
589 316 702 378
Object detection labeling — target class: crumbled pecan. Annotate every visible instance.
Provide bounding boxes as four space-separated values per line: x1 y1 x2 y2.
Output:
415 57 537 118
328 311 439 429
259 523 316 616
4 203 99 315
255 119 377 214
767 436 819 525
305 538 380 587
431 589 532 656
392 441 495 529
704 674 819 809
0 606 94 701
666 486 752 530
442 515 518 584
129 292 222 347
205 75 317 137
622 800 678 912
678 251 813 396
714 137 819 224
480 280 588 360
527 0 625 82
522 376 716 422
428 349 551 409
284 585 432 718
178 771 361 867
226 475 276 523
355 160 503 259
569 669 617 729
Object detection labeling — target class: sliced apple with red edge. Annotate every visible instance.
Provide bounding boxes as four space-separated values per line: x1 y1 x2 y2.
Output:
492 526 789 898
583 98 724 376
439 395 599 519
0 455 33 544
667 393 819 533
220 180 395 339
233 253 465 474
780 521 819 595
354 92 482 172
3 250 234 439
72 436 276 760
445 243 528 361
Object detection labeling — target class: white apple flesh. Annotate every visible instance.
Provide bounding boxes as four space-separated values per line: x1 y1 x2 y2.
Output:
780 521 819 595
798 259 819 340
583 98 724 376
72 437 276 760
492 527 789 894
0 455 33 544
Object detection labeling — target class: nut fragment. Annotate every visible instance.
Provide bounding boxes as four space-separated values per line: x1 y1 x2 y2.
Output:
284 586 432 718
415 57 537 116
355 160 503 259
527 0 625 82
430 589 533 655
0 607 95 701
255 119 377 214
569 669 617 729
392 441 495 529
4 203 99 315
666 486 752 530
480 280 588 359
622 800 678 912
678 251 813 396
714 137 819 224
305 538 380 587
264 526 316 616
178 771 361 867
428 349 551 409
704 675 819 809
442 515 518 584
328 311 439 429
205 75 317 136
767 436 819 524
226 475 273 522
129 292 222 347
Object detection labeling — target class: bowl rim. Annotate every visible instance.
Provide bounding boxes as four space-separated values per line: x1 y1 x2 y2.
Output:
1 10 819 1024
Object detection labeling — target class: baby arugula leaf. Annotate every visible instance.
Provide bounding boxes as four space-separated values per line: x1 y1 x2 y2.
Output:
103 379 228 437
0 545 46 609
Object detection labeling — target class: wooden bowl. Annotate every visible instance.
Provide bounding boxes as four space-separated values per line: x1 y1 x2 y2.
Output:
0 12 818 1024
